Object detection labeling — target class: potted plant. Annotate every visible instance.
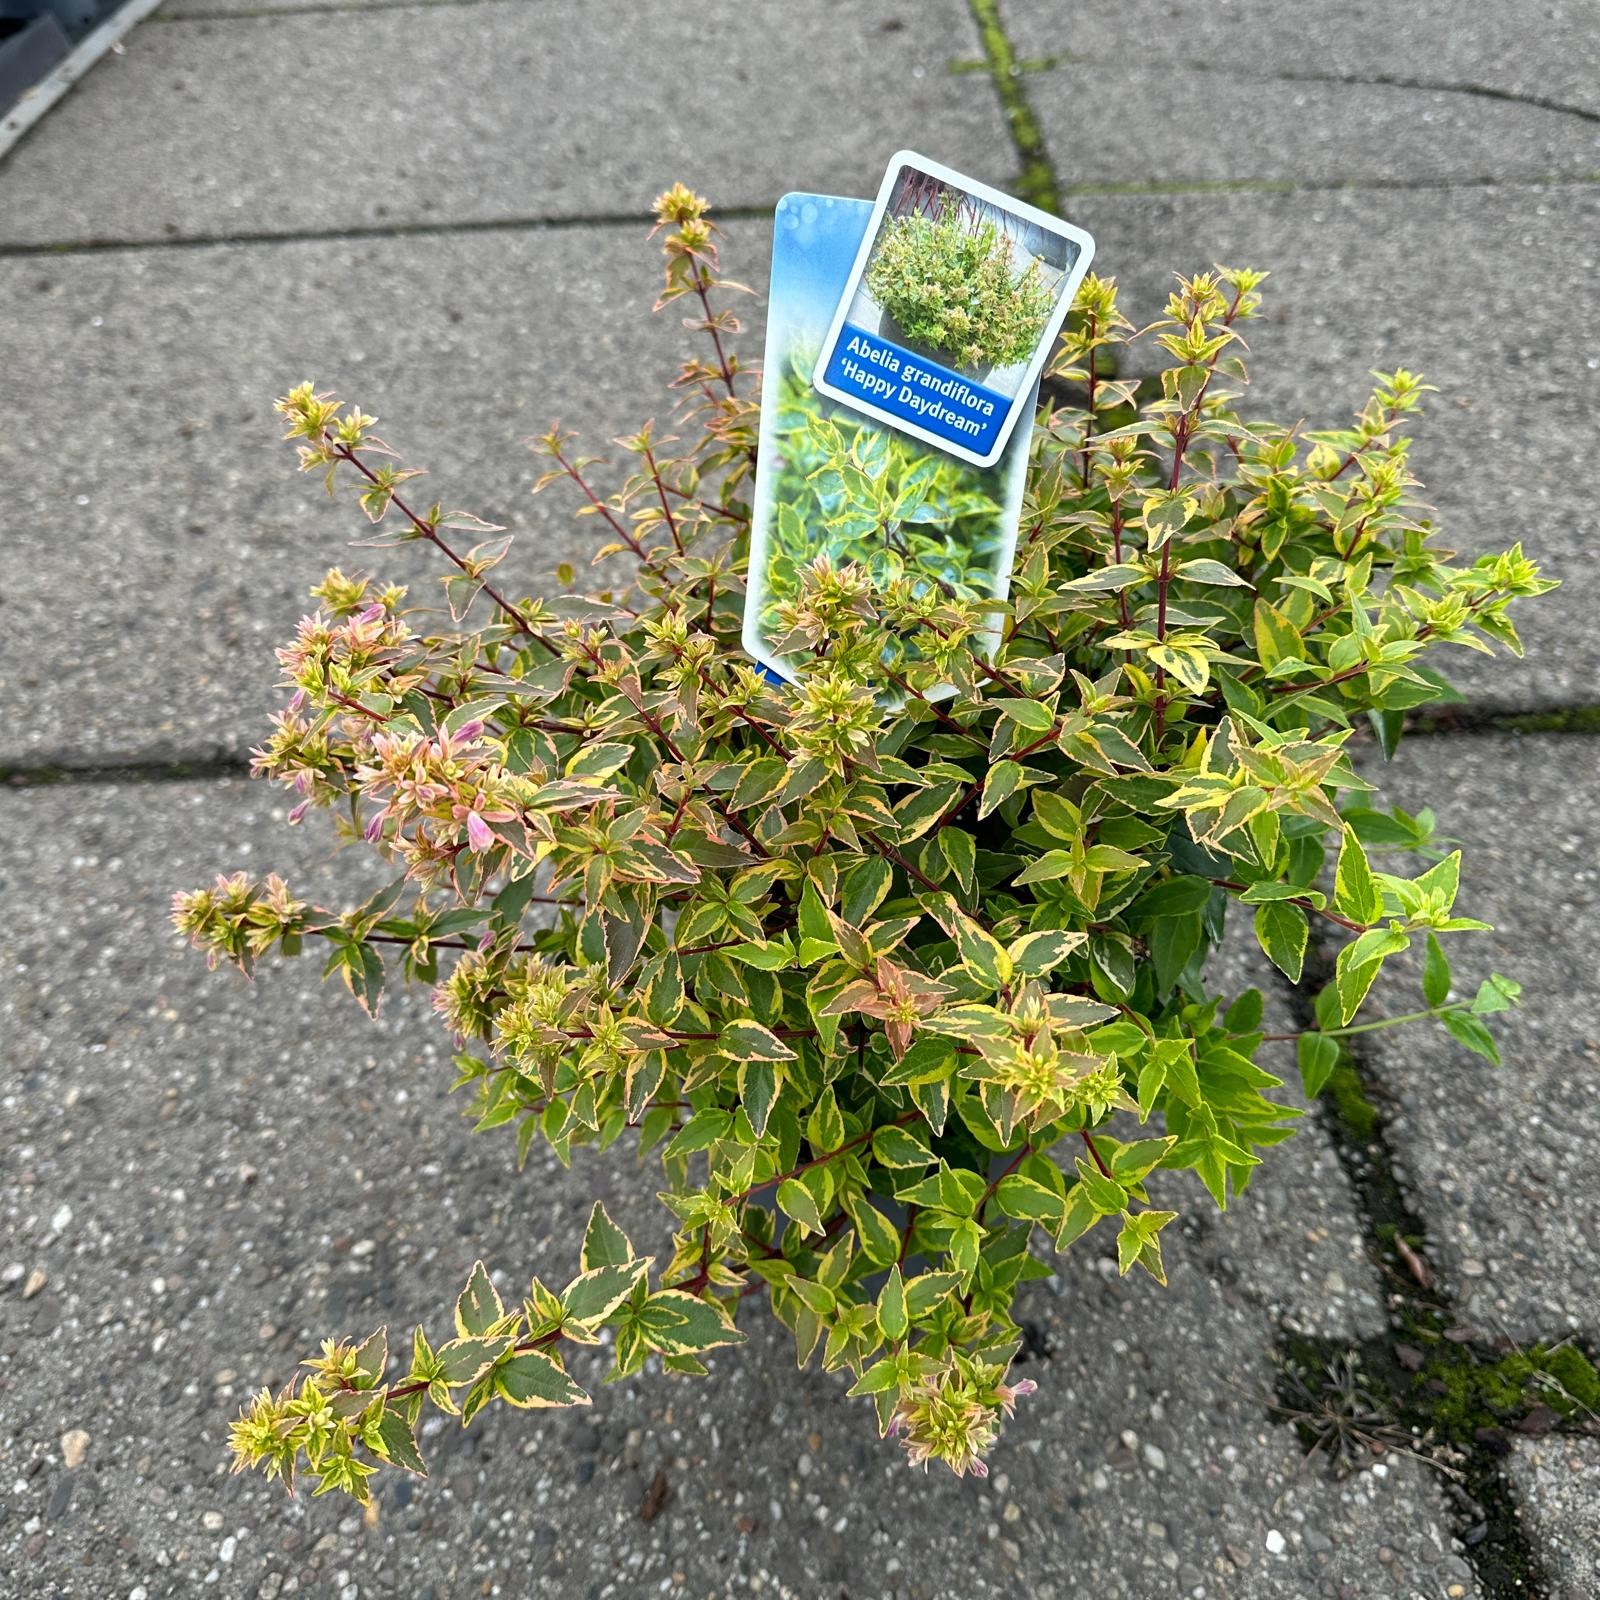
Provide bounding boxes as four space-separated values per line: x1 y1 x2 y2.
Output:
178 185 1548 1498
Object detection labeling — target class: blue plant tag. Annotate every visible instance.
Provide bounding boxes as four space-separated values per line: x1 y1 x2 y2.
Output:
813 151 1094 470
742 191 1044 695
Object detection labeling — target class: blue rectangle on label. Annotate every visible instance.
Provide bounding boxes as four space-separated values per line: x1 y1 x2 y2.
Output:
820 323 1011 458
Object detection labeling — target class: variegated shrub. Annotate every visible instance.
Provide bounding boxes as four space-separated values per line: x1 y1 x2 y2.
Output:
176 185 1549 1497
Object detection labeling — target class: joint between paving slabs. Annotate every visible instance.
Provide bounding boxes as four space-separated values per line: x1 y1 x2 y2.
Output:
1408 704 1600 738
1259 932 1599 1599
7 174 1600 260
963 0 1062 213
0 756 252 788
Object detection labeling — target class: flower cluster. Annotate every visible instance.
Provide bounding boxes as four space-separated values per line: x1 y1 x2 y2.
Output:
888 1355 1039 1478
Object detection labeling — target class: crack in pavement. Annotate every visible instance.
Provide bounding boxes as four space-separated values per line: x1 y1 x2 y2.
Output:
1000 44 1600 132
1250 65 1600 132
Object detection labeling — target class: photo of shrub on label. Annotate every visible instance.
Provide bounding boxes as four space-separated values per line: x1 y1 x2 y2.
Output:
813 151 1095 469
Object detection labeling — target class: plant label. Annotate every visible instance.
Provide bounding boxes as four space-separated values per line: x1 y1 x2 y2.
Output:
812 151 1095 470
743 191 1038 694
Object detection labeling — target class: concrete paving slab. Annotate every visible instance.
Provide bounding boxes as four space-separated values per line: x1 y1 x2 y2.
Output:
1353 732 1600 1337
1007 0 1600 121
0 216 777 767
0 0 1012 248
0 780 1468 1598
1027 63 1600 187
1506 1438 1600 1599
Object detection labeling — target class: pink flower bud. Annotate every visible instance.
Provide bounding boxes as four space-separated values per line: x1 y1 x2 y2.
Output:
466 812 494 854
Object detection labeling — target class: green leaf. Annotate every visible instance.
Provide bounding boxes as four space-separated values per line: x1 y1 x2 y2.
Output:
872 1123 935 1168
1176 557 1250 587
939 826 977 892
1008 928 1085 978
495 1349 590 1409
739 1056 782 1138
1421 933 1452 1008
776 1178 825 1236
847 1360 902 1397
1471 973 1520 1015
726 939 793 971
1367 706 1404 761
1343 926 1409 970
980 760 1023 820
1440 1009 1501 1065
1109 1137 1175 1184
580 1202 633 1272
1014 850 1074 886
1414 850 1461 912
877 1264 909 1342
1253 600 1305 673
844 1192 900 1268
1253 900 1308 983
1162 1041 1202 1108
902 1270 962 1319
637 1290 745 1354
994 1173 1066 1226
664 1108 732 1158
454 1261 504 1339
798 880 835 959
730 758 788 811
807 1087 846 1153
563 1259 648 1325
1296 1033 1340 1098
1074 1158 1127 1215
1333 943 1384 1024
996 698 1055 733
351 1327 387 1389
719 1018 797 1064
1333 827 1383 926
787 1275 835 1317
1116 1209 1177 1284
375 1408 427 1475
566 742 633 781
1055 1184 1102 1248
841 858 893 925
950 911 1011 991
1151 911 1202 993
1062 562 1145 592
435 1335 511 1386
